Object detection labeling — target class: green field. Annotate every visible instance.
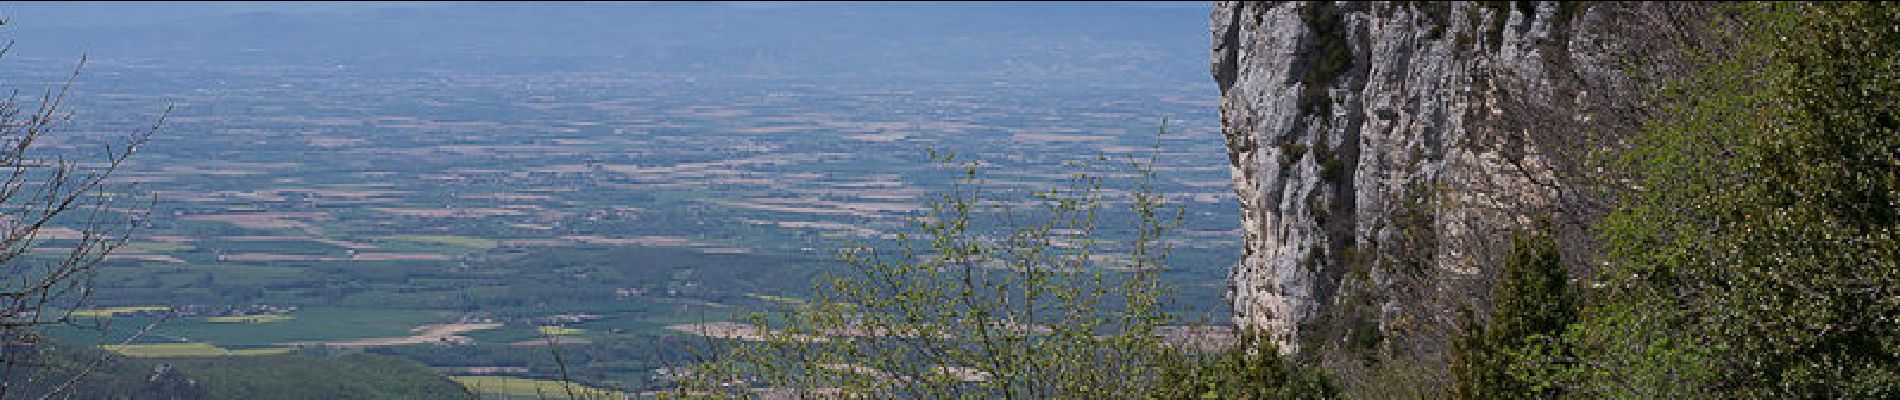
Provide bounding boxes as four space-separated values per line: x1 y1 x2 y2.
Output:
227 347 299 356
207 314 295 323
55 308 454 346
380 234 500 249
71 305 171 318
451 376 624 399
745 292 805 305
126 241 197 252
36 37 1242 394
537 326 586 336
167 308 453 345
101 343 295 357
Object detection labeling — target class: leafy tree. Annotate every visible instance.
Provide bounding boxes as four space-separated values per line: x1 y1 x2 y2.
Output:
1524 2 1900 397
1152 329 1335 400
677 145 1176 398
669 125 1335 398
1446 234 1573 400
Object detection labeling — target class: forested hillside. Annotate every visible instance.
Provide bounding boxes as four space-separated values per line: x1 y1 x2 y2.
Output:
14 343 468 399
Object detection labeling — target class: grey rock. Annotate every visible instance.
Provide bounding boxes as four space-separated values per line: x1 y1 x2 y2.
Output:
1212 1 1715 354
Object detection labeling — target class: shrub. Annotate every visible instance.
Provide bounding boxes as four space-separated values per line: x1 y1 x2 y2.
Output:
1527 3 1900 397
1447 234 1574 399
671 124 1334 399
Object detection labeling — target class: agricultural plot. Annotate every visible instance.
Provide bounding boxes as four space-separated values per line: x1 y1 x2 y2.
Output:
451 376 625 399
302 323 502 347
206 314 294 323
380 234 500 249
101 343 295 357
536 326 586 336
40 59 1239 392
55 308 457 347
70 306 171 318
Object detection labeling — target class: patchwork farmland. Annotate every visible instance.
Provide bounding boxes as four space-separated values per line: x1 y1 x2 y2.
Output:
33 60 1235 391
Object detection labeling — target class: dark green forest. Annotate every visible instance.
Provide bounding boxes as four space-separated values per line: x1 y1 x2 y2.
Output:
13 345 468 399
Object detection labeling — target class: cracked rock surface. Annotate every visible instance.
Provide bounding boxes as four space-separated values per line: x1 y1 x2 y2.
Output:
1211 1 1713 353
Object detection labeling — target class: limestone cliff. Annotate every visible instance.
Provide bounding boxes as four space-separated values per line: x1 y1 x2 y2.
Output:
1212 1 1716 354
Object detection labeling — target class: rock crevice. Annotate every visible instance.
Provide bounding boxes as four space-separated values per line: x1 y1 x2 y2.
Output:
1212 1 1714 354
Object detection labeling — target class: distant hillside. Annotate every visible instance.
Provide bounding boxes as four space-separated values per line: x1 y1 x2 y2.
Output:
14 342 470 399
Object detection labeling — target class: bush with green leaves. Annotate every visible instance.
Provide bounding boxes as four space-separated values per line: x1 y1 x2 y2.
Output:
1152 329 1335 400
1519 2 1900 397
667 126 1334 399
1446 234 1574 400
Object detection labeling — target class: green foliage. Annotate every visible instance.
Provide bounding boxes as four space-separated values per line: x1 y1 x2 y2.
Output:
368 335 694 391
1446 309 1501 400
1279 141 1309 169
1513 297 1715 399
1300 1 1353 117
168 353 473 400
1484 235 1574 355
1152 330 1335 400
1447 234 1574 400
680 144 1179 398
1314 144 1346 184
13 342 469 399
10 342 210 399
673 125 1334 398
1524 2 1900 397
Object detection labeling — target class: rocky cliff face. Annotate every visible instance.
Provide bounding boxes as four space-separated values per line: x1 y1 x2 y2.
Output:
1212 1 1714 354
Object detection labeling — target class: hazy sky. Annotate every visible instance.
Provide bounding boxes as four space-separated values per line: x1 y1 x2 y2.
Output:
1 2 1216 84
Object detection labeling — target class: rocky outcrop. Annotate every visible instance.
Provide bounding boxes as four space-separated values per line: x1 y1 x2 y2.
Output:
1212 1 1714 354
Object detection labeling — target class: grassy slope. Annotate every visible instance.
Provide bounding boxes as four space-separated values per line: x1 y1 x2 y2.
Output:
17 343 470 400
